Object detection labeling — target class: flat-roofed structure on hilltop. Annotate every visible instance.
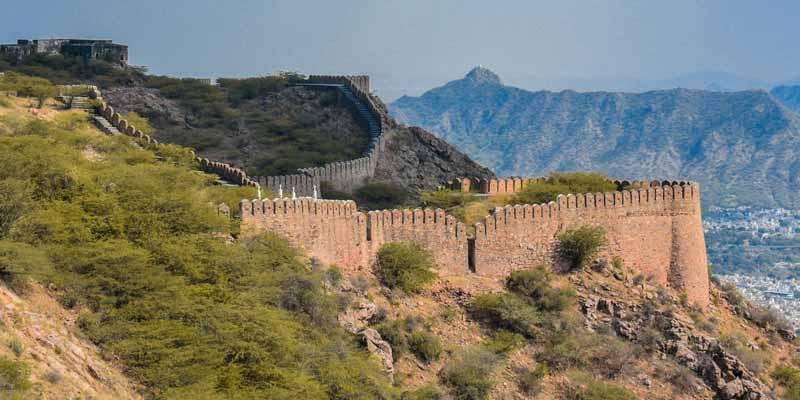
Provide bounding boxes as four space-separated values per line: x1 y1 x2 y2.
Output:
0 39 128 64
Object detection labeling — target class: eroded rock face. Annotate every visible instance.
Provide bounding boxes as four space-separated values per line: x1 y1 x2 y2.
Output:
373 125 495 194
103 87 185 125
581 294 774 400
359 328 394 379
337 300 378 334
336 300 394 379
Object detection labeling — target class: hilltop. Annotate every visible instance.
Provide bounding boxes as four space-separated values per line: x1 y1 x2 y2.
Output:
391 67 800 208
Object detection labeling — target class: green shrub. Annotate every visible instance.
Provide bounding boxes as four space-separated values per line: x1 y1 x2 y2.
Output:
353 183 409 210
773 364 800 400
0 72 56 107
401 385 442 400
218 75 294 105
505 265 575 312
376 242 437 293
0 241 52 294
439 348 500 400
471 293 540 337
576 380 638 400
420 189 478 210
409 331 443 363
121 112 155 135
0 97 10 108
513 172 617 205
539 331 634 377
377 318 409 358
517 363 548 395
484 330 524 354
0 356 31 399
557 225 607 270
7 339 22 358
0 179 33 237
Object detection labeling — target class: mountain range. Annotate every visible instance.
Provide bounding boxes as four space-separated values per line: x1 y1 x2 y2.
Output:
391 67 800 208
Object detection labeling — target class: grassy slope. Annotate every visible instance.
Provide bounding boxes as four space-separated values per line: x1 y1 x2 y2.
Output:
354 261 798 399
0 96 394 399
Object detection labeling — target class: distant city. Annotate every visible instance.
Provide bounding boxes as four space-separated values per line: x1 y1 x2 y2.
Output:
705 207 800 331
718 274 800 332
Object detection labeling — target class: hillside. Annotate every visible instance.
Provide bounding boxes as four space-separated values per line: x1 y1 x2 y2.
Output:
391 67 800 208
0 94 398 399
1 67 799 400
772 85 800 114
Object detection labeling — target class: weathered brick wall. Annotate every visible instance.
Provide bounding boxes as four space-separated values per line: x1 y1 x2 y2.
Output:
238 182 709 306
368 208 469 275
300 156 376 194
472 183 709 306
255 174 319 198
240 198 368 270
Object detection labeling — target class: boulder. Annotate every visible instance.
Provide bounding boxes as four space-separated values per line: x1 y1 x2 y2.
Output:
360 328 394 379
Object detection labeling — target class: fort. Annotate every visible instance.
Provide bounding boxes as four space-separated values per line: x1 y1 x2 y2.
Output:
238 180 710 307
0 38 128 65
87 75 711 307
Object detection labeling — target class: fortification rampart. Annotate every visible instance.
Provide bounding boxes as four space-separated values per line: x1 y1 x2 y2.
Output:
95 74 391 197
240 198 367 268
252 75 390 195
472 183 708 304
446 177 535 194
239 181 710 306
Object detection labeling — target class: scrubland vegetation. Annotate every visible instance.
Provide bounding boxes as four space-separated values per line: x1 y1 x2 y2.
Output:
0 103 395 399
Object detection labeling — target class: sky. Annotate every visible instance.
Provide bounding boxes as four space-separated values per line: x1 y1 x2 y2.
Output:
3 0 800 100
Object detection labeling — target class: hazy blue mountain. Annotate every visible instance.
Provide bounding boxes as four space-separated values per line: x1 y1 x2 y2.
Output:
391 67 800 207
771 85 800 114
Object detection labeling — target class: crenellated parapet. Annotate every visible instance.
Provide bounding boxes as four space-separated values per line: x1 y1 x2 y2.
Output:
238 180 710 306
472 181 707 305
368 207 469 275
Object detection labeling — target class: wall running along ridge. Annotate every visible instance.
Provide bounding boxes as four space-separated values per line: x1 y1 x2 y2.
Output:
255 75 392 195
94 101 258 187
240 180 710 306
96 75 387 197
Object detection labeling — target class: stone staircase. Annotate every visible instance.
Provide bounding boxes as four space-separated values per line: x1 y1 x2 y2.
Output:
338 85 382 141
92 115 120 135
69 96 93 110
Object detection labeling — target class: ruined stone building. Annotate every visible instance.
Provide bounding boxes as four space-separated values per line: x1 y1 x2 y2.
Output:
0 39 128 64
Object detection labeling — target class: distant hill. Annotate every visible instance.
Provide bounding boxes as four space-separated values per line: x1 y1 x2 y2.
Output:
391 67 800 207
771 85 800 114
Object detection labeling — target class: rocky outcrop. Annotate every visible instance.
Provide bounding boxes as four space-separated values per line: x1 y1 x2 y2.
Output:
360 328 394 379
581 294 773 400
337 300 394 378
102 87 185 125
374 125 495 193
338 300 378 334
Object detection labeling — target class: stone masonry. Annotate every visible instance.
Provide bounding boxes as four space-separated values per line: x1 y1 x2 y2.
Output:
239 181 710 307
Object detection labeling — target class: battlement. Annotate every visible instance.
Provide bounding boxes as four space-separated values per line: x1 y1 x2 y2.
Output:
238 180 710 306
446 176 694 195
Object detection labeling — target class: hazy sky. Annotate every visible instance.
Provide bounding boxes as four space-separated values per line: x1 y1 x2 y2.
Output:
3 0 800 99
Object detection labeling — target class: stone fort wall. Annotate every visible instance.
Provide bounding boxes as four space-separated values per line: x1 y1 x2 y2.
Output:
96 74 388 196
256 75 391 195
239 180 709 306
